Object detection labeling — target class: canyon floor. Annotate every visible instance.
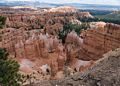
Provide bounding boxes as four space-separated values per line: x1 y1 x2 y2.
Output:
26 48 120 86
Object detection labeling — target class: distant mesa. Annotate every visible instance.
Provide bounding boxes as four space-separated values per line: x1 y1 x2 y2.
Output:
10 6 37 10
48 6 78 13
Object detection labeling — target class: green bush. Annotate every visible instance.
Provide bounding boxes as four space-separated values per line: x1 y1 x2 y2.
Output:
0 16 6 29
59 23 89 43
0 48 23 86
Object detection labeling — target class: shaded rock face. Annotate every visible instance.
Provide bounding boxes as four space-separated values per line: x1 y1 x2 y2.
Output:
27 48 120 86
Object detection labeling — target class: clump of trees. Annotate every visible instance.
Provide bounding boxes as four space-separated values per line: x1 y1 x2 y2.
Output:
99 18 120 25
79 16 120 25
59 23 90 43
0 48 24 86
0 16 6 29
79 17 99 22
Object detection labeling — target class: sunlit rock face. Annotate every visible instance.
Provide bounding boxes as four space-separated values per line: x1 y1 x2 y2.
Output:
90 22 106 29
70 18 82 25
84 12 94 18
19 59 34 73
71 59 94 72
76 12 94 19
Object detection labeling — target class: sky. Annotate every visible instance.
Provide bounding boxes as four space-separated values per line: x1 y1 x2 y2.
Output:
3 0 120 5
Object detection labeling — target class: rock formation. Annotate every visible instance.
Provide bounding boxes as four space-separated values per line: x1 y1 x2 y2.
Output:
0 10 93 32
0 27 67 80
1 22 120 81
0 7 120 84
65 31 83 65
79 23 120 60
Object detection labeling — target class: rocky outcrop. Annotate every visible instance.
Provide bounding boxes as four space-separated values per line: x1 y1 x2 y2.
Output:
27 48 120 86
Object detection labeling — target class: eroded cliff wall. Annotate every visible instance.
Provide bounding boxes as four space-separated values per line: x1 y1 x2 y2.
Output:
79 23 120 60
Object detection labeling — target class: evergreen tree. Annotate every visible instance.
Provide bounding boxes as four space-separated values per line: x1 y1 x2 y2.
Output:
0 16 6 29
59 23 89 43
0 48 22 86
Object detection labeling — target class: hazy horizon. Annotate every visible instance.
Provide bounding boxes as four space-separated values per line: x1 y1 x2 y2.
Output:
1 0 120 6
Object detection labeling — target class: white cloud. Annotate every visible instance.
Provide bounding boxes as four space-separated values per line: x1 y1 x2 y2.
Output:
6 0 33 1
77 0 120 5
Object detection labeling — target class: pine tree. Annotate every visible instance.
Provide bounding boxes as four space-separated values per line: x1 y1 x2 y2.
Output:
0 48 22 86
